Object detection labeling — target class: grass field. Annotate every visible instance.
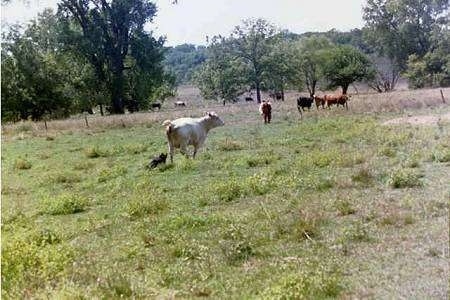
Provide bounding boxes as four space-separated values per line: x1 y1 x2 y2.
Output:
2 87 449 298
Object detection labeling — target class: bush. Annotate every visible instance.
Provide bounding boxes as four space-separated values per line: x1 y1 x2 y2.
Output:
388 168 423 188
211 179 245 202
84 146 108 158
263 259 344 299
351 167 374 185
431 150 450 163
125 194 168 218
14 158 32 170
2 235 74 293
217 138 244 151
40 194 88 215
220 225 255 264
246 172 276 196
336 199 356 216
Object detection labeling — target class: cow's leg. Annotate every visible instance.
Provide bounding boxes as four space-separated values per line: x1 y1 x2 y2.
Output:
168 142 174 163
179 141 189 158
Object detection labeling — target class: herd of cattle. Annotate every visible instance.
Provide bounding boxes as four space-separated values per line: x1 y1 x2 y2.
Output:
151 92 351 165
297 94 350 112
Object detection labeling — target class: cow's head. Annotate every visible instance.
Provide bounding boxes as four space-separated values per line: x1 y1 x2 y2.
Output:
205 111 225 127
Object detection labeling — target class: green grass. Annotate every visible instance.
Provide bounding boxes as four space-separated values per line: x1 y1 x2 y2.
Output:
2 105 449 298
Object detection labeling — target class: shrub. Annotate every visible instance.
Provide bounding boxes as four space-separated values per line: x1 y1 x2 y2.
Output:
84 146 108 158
48 172 81 184
351 167 374 185
388 168 423 188
14 158 32 170
125 193 168 218
246 172 276 196
246 154 275 168
336 199 356 216
220 225 255 264
2 238 74 293
431 150 450 163
217 138 244 151
263 260 344 299
312 152 333 168
97 166 127 183
379 146 396 158
40 194 88 215
342 222 372 243
211 179 245 202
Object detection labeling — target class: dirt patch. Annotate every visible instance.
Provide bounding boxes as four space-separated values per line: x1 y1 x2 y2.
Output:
383 112 450 126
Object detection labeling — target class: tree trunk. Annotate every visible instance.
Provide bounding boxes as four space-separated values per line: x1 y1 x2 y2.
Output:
256 81 261 103
342 84 349 95
99 104 104 116
111 68 125 114
310 80 317 97
281 88 285 101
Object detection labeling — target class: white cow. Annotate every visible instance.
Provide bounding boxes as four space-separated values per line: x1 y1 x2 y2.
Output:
162 112 224 162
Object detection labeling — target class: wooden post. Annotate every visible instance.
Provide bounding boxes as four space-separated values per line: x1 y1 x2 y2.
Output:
44 120 48 131
440 89 445 103
84 115 89 127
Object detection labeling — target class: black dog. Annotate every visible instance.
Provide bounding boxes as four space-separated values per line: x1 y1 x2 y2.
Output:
149 153 167 169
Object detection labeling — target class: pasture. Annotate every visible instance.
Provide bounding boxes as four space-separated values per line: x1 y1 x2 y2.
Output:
2 87 449 298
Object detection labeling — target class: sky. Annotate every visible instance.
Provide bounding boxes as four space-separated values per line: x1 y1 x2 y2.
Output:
2 0 366 46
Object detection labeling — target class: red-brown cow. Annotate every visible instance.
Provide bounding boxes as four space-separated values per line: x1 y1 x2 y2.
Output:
324 94 349 110
313 95 326 109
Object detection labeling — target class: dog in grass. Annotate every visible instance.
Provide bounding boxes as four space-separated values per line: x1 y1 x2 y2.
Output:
148 153 167 169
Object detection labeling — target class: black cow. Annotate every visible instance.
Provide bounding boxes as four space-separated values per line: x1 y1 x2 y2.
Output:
150 102 162 110
245 97 254 102
297 97 314 113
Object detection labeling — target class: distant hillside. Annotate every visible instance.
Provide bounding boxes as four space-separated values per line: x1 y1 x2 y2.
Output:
164 44 207 85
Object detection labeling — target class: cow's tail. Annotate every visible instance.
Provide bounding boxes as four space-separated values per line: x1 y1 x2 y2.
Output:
162 120 173 134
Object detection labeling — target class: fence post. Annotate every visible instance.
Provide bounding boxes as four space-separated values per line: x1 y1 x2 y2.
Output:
84 115 89 127
440 89 446 103
44 120 48 131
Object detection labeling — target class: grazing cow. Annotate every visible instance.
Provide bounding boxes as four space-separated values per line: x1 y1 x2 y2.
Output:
297 97 314 113
148 153 167 169
162 112 224 163
324 94 349 110
174 101 186 107
259 100 272 124
313 95 326 109
150 102 162 110
269 92 283 101
245 97 254 102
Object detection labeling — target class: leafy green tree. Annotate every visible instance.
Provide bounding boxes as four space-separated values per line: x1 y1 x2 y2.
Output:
193 37 248 102
322 45 374 94
363 0 449 89
263 36 300 100
405 24 450 89
58 0 167 113
229 18 278 103
294 36 333 97
1 13 76 121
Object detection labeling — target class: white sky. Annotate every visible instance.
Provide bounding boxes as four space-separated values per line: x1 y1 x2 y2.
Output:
1 0 366 46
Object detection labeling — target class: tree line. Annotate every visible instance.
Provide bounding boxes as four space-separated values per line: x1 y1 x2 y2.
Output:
193 0 449 103
2 0 448 120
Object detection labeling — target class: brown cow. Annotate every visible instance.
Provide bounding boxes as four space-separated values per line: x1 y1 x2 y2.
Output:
313 95 326 109
324 94 349 110
259 100 272 124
